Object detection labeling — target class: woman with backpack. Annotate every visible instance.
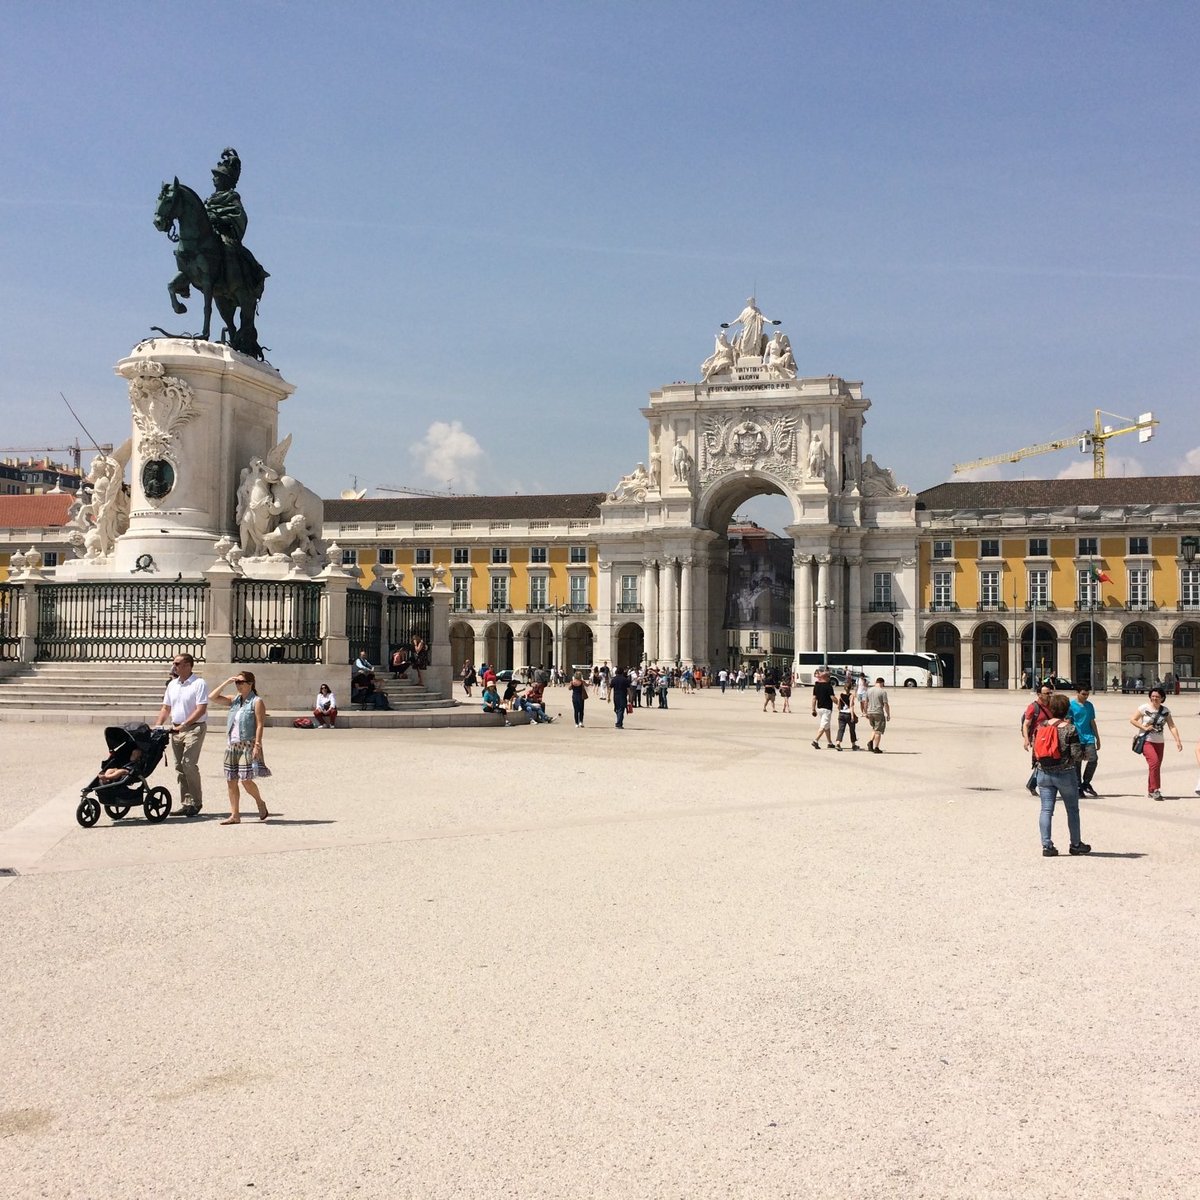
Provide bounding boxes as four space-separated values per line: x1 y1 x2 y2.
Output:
1034 692 1089 857
1129 685 1182 801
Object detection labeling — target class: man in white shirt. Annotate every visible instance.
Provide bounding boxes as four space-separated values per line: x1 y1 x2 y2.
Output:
154 653 209 817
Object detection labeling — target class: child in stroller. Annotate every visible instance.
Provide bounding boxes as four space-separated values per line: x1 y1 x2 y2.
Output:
76 723 173 827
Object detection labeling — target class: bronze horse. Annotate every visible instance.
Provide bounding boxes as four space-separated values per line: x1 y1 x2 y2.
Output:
153 178 268 359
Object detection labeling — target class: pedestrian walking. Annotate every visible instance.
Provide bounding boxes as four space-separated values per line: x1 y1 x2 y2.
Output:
569 671 589 727
834 681 859 750
779 674 792 713
154 652 208 818
811 668 835 748
1069 683 1101 797
865 677 890 753
1034 692 1089 857
1130 686 1182 801
1021 684 1054 795
763 671 777 712
210 671 272 824
611 665 631 729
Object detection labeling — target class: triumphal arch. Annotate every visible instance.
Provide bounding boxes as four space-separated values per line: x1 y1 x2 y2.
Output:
592 301 919 669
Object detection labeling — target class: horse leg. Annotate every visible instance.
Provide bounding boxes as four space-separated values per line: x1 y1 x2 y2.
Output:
201 290 214 341
215 294 238 346
168 271 190 315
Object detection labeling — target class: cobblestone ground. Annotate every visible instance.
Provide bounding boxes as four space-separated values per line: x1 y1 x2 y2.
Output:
1 688 1198 1199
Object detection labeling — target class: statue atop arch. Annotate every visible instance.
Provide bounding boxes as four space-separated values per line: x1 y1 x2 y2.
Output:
721 297 781 359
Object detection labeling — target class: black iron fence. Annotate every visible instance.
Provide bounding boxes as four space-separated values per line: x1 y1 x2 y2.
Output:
387 594 432 659
34 581 208 662
0 583 21 661
346 589 382 665
231 579 322 664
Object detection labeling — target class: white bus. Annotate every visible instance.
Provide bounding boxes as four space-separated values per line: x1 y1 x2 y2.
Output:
794 650 944 688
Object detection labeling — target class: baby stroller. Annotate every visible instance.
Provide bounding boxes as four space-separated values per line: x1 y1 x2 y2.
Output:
76 724 173 827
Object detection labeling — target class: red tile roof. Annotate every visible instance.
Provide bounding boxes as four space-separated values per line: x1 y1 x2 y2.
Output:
0 492 74 528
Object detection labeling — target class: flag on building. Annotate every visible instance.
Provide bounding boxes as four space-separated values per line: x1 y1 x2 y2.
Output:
1090 563 1111 583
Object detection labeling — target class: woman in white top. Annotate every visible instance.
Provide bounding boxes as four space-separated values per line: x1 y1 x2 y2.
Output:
1129 685 1182 801
313 683 338 728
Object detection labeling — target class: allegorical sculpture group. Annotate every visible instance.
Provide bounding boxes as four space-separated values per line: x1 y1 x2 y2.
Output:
701 298 797 382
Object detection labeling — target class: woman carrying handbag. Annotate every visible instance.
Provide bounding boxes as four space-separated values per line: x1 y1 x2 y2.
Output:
1130 685 1182 801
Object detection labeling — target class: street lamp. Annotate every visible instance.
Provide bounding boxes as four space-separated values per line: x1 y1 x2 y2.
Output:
1183 535 1199 565
815 599 836 671
890 602 898 685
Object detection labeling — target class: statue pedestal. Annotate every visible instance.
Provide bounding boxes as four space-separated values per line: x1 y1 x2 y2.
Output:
108 338 294 579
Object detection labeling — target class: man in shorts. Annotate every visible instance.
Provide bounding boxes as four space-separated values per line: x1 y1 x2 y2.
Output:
865 677 891 753
811 667 835 748
1069 683 1101 797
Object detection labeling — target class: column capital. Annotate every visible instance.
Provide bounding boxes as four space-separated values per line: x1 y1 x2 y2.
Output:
816 553 833 565
845 554 863 567
642 557 659 569
793 553 814 568
680 555 696 568
598 562 613 573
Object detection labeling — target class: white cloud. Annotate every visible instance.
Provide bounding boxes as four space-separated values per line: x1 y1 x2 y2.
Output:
953 464 1005 482
1056 456 1146 480
409 420 485 492
1179 446 1200 473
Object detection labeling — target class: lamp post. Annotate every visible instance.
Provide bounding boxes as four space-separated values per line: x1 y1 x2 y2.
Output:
816 599 836 671
890 602 898 685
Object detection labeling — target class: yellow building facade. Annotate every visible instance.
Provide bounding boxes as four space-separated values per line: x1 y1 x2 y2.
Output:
916 478 1200 688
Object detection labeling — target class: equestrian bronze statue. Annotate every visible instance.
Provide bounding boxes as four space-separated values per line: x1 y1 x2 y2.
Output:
152 148 269 359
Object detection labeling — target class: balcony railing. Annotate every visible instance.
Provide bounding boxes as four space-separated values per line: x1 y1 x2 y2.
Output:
1125 601 1156 612
867 601 897 613
486 603 513 613
616 602 643 613
1023 603 1056 612
976 602 1007 612
928 602 959 612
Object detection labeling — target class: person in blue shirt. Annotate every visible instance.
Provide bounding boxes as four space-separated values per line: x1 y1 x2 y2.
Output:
1069 683 1101 798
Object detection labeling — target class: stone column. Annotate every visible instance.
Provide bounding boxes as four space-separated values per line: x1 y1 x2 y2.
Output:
315 564 354 671
1007 634 1020 689
816 554 832 655
847 555 863 649
794 554 813 653
958 634 974 690
202 559 237 665
660 556 678 663
1056 634 1072 685
679 556 695 666
643 558 660 662
595 562 614 665
15 571 42 663
693 558 710 667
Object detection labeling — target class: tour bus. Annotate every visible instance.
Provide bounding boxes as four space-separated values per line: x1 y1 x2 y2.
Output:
793 650 944 688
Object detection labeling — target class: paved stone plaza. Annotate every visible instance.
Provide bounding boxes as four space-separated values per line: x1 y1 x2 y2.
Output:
2 687 1198 1198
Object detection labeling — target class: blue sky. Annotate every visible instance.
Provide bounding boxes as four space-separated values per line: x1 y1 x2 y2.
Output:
3 0 1198 510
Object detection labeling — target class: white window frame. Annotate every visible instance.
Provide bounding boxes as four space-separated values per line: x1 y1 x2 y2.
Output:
1129 536 1149 556
528 575 549 611
1077 569 1098 609
1128 567 1150 608
529 546 548 564
872 572 893 608
490 575 509 610
377 547 395 566
569 545 587 564
1078 537 1098 557
620 574 639 609
491 547 509 565
452 574 471 611
979 569 1000 608
569 574 588 609
453 547 470 565
1028 569 1049 606
341 548 358 566
1181 567 1200 610
980 538 1000 558
932 570 954 609
414 548 432 565
932 540 952 560
1029 538 1048 558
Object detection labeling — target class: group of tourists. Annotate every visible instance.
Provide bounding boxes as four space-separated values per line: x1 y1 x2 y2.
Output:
1022 679 1199 857
809 669 891 753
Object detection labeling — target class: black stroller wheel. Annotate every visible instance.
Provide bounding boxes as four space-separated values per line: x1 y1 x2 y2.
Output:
77 798 100 828
104 805 131 820
144 786 172 823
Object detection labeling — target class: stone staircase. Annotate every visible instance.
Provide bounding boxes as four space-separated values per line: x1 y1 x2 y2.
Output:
0 662 460 724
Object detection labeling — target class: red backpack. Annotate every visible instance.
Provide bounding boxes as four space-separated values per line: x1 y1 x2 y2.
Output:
1033 720 1065 768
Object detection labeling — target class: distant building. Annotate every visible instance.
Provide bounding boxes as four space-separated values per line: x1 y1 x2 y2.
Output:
915 477 1200 688
0 492 74 578
0 457 83 496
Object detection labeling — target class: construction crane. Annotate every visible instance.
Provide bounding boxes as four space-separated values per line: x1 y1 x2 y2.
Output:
953 410 1158 479
376 483 465 497
0 441 93 471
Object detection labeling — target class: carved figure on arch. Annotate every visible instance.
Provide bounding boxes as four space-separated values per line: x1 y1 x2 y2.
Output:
807 432 827 480
609 463 651 504
764 331 796 380
722 297 780 358
671 441 693 485
700 331 735 381
860 454 910 498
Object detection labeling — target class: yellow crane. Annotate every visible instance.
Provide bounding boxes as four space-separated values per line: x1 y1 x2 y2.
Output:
953 410 1158 479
